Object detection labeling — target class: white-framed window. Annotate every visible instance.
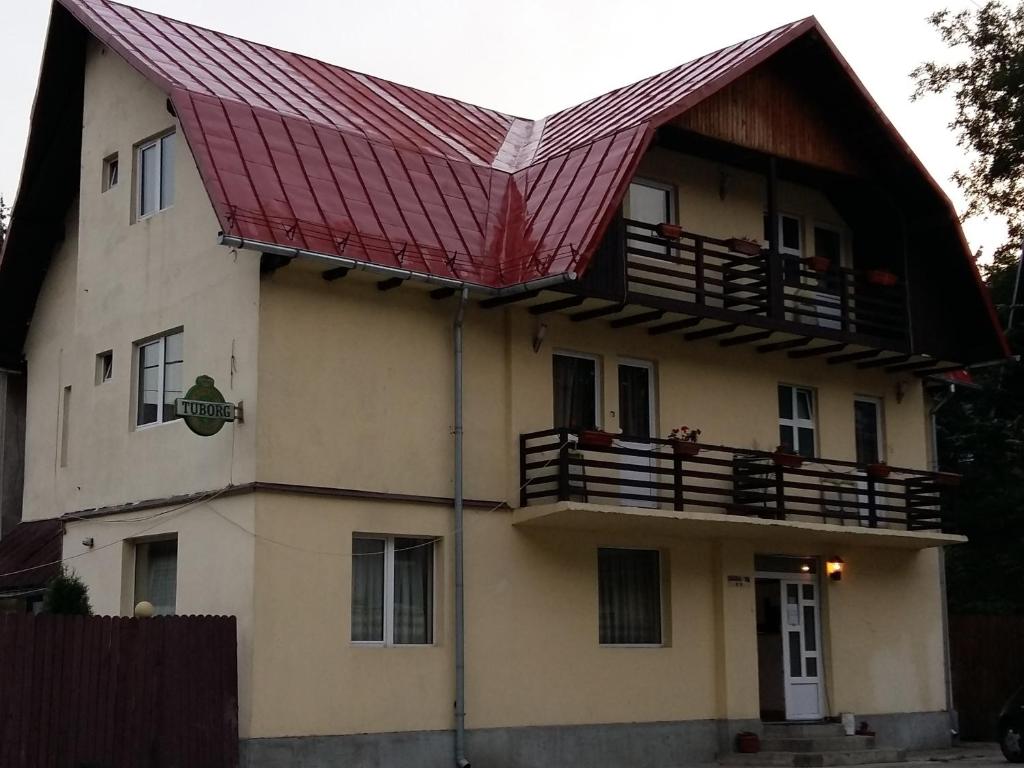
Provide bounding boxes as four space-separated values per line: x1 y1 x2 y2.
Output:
136 131 175 218
96 350 113 385
778 384 817 458
102 153 119 192
765 212 803 285
134 536 178 616
135 330 183 427
352 535 435 646
598 547 663 645
854 396 885 465
553 351 601 431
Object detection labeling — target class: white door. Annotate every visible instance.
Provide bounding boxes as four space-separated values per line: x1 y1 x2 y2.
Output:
617 360 656 508
780 577 824 720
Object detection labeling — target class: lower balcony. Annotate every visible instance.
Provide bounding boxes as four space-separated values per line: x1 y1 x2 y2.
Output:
518 429 962 547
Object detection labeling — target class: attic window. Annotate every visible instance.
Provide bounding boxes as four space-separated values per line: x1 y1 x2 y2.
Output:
102 153 119 192
136 131 175 218
96 351 113 384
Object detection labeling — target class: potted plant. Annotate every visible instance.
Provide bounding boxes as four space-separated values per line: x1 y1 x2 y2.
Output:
805 255 831 273
866 269 898 287
865 462 891 479
577 429 614 449
668 425 702 456
727 237 763 256
736 732 761 753
656 222 684 240
772 445 803 468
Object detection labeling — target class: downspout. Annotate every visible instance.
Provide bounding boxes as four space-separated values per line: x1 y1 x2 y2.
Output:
453 287 470 768
929 386 958 742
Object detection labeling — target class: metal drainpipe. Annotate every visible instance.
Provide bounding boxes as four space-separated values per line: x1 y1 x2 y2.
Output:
929 387 958 741
453 287 471 768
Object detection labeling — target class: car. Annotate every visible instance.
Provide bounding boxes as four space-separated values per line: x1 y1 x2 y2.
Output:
999 685 1024 762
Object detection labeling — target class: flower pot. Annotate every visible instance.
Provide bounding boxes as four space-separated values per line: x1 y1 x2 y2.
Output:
728 237 762 256
805 255 831 273
672 441 701 457
736 732 761 754
866 269 898 287
772 451 803 469
578 430 613 449
935 471 962 487
656 222 684 240
865 462 891 479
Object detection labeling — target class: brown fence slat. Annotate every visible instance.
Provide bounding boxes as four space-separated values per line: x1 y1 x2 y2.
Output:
0 614 237 768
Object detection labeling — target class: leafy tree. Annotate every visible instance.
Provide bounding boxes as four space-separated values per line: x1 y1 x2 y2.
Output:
41 567 93 616
914 1 1024 614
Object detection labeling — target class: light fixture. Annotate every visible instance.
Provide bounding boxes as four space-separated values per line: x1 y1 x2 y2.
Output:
826 557 845 582
800 563 811 573
532 322 548 353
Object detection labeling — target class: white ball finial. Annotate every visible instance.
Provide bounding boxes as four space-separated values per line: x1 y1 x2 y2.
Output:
134 600 155 618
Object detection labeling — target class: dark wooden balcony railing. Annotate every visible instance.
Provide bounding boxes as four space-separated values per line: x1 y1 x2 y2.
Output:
623 220 909 345
520 429 957 533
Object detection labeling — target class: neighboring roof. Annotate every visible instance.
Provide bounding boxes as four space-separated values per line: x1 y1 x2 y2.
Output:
0 0 1009 360
0 519 62 593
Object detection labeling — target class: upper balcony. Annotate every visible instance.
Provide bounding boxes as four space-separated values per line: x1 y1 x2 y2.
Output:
518 429 963 546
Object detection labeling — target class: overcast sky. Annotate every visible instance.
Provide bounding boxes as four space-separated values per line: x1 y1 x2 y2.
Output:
0 0 1006 260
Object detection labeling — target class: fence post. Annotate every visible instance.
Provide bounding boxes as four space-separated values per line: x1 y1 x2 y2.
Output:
839 271 851 332
866 476 878 528
519 433 528 508
774 465 786 520
557 428 571 502
674 452 684 511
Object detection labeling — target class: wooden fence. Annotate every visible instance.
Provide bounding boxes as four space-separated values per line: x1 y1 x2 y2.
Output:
0 613 238 768
950 614 1024 741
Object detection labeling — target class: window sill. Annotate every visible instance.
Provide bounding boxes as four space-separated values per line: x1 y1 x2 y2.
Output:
598 643 666 649
133 418 181 433
350 642 436 649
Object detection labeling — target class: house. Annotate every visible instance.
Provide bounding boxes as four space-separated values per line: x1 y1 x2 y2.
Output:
0 1 1010 767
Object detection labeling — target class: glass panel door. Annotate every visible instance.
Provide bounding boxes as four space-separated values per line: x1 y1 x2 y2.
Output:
779 576 824 720
617 360 656 508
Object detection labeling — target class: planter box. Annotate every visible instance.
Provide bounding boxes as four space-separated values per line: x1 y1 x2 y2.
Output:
935 471 962 487
865 462 891 479
672 441 701 457
866 269 898 287
728 237 762 256
655 222 684 240
772 451 803 468
578 430 614 449
805 255 831 273
736 732 761 754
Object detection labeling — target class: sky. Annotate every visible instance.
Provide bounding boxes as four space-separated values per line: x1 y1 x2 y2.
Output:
0 0 1007 261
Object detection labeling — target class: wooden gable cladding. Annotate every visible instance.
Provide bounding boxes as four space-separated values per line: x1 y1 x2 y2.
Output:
674 59 866 176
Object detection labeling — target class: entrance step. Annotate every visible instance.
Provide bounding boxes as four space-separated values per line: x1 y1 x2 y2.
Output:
763 723 847 739
760 736 876 753
722 748 905 767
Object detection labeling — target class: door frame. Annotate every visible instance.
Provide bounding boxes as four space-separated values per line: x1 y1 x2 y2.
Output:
616 357 657 507
754 562 827 722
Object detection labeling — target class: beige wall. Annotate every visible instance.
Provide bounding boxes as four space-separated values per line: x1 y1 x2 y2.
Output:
22 40 260 522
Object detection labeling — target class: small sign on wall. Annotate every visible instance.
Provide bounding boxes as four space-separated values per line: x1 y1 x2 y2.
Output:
174 375 241 437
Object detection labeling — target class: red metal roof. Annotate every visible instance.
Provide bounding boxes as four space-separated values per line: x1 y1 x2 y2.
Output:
51 0 818 287
0 519 62 592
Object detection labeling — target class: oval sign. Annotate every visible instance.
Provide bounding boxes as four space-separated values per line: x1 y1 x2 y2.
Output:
175 375 235 437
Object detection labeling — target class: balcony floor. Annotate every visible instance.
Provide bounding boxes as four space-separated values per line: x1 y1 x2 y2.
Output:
512 500 965 549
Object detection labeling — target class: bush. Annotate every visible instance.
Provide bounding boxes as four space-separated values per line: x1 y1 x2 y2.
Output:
42 567 92 616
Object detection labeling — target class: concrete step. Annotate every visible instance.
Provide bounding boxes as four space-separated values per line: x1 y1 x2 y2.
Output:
761 736 876 753
763 723 847 739
722 748 906 767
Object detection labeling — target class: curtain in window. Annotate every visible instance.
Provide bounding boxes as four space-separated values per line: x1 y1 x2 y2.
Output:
352 538 385 642
598 548 661 644
393 538 433 644
146 539 178 616
553 355 597 431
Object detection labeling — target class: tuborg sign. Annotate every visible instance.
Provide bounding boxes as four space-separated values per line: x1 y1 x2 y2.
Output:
174 375 240 437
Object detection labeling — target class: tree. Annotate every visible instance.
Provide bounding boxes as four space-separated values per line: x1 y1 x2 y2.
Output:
0 195 9 249
914 2 1024 614
41 567 93 616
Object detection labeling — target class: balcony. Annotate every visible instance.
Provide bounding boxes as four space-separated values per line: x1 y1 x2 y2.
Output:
619 219 909 350
519 429 961 542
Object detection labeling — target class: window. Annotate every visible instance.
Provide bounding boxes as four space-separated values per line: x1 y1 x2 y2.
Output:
626 179 676 256
854 397 884 465
136 330 183 427
134 537 177 615
352 535 434 645
60 386 71 468
137 132 175 217
553 353 599 431
778 384 816 458
765 213 803 285
102 153 119 192
598 548 662 645
96 351 113 384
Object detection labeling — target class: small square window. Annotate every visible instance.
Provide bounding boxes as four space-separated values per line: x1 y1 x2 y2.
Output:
102 153 119 192
96 351 113 384
598 548 663 645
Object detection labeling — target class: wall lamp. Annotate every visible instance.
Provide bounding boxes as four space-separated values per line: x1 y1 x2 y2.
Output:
826 557 845 582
